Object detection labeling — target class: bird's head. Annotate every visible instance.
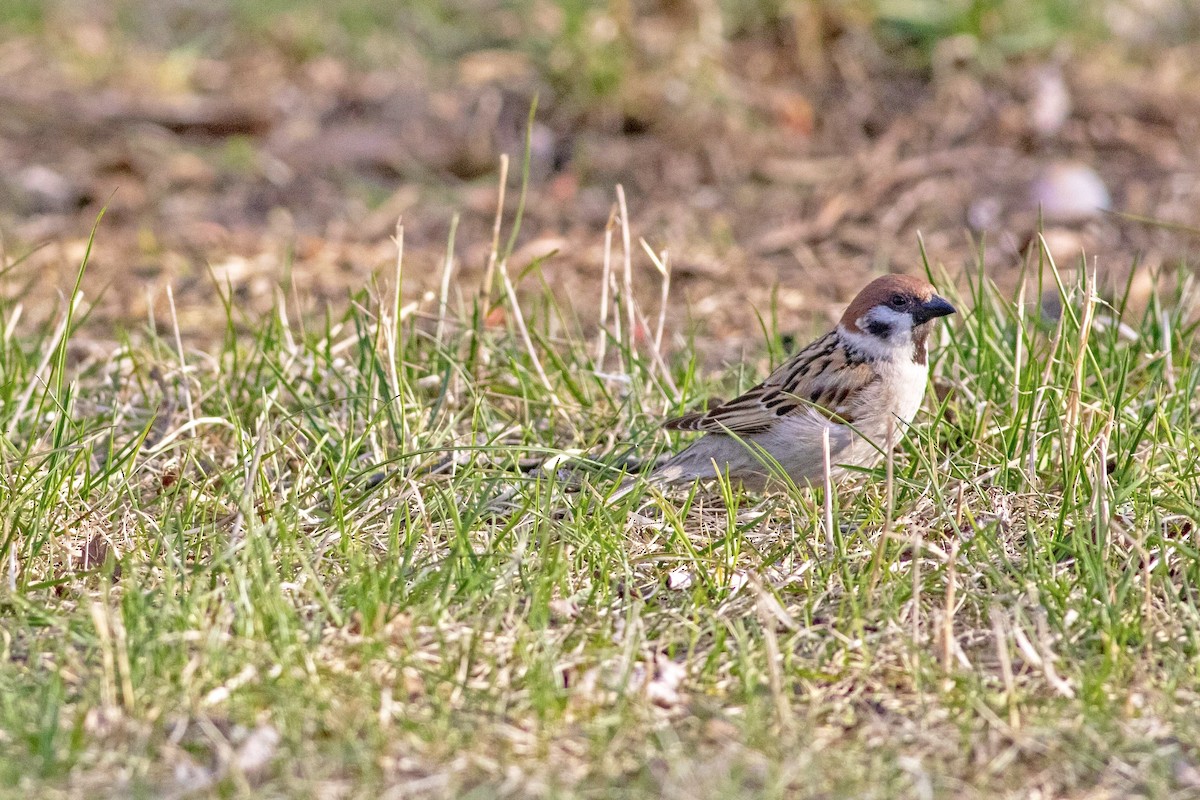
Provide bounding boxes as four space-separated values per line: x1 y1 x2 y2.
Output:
839 274 956 364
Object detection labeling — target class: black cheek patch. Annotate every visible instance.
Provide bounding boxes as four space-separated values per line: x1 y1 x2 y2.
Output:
866 320 892 338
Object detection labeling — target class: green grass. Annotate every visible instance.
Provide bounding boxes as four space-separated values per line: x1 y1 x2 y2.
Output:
2 191 1200 797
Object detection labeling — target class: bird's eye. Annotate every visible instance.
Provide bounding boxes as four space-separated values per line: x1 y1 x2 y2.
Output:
890 294 907 307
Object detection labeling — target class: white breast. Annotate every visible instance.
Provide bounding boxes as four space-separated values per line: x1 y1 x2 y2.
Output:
883 358 930 426
838 356 929 457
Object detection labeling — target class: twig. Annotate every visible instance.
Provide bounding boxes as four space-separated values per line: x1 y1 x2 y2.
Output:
941 540 959 672
644 242 670 356
1160 308 1175 392
616 185 637 367
636 240 679 398
480 155 510 307
596 206 617 368
1064 263 1097 458
386 221 407 442
435 213 460 346
500 261 559 405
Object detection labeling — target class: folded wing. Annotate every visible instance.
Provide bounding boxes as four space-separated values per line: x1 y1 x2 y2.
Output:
665 332 878 435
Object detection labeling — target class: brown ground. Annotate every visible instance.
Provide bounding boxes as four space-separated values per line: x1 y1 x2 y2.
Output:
3 11 1200 359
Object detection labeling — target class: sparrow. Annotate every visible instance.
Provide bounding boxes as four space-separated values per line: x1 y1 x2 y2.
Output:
615 274 956 499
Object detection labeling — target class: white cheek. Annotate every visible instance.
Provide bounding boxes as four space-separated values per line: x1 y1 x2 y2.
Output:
858 306 915 336
839 313 916 361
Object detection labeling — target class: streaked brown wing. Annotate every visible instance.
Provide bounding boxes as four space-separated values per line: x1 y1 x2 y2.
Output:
664 333 876 435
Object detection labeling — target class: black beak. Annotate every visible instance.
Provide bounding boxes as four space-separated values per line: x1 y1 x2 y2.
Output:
914 295 956 324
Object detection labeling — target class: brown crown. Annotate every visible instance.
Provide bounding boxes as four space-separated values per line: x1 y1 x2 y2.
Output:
839 274 938 330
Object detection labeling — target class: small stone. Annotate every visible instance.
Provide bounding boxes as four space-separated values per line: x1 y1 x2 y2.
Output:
1029 162 1111 223
1175 757 1200 789
1029 65 1071 137
667 568 693 590
967 196 1003 232
548 598 577 622
16 165 85 213
645 655 687 708
234 723 280 775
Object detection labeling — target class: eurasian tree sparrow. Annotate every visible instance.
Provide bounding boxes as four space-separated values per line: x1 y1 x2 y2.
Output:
618 274 956 497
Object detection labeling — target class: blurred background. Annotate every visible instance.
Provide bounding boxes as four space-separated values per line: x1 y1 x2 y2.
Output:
2 0 1199 351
